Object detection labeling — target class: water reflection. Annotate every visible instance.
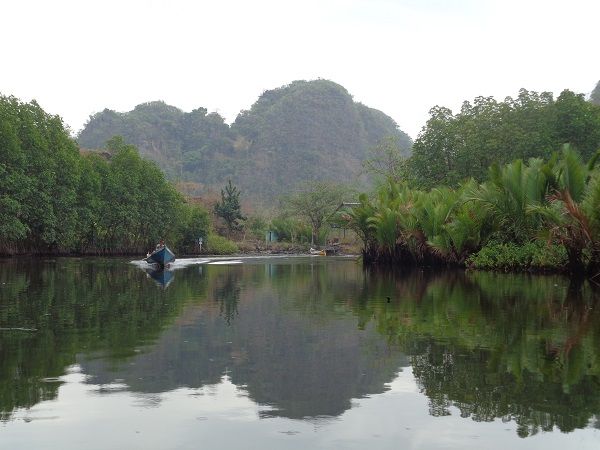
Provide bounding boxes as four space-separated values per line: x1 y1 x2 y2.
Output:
357 268 600 437
145 267 175 288
0 257 599 443
81 262 405 419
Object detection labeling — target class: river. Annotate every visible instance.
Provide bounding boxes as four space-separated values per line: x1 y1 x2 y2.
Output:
0 256 599 449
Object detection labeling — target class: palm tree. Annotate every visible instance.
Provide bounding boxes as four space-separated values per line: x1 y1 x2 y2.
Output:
466 158 551 243
535 146 600 273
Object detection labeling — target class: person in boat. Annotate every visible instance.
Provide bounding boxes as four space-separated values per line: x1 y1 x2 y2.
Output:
147 239 165 258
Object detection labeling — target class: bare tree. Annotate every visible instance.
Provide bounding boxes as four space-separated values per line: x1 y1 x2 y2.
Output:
283 182 347 246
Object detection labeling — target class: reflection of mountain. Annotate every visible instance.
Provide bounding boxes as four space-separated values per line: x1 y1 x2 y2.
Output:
80 264 408 419
2 259 600 436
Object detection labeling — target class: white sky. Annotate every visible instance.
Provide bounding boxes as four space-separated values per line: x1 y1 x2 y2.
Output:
1 0 599 139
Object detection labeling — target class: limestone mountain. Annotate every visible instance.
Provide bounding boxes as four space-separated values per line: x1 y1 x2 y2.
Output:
78 80 412 201
592 80 600 106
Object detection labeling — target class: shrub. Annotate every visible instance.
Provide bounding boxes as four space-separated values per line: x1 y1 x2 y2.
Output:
246 214 269 240
204 234 239 255
271 216 311 243
467 241 568 272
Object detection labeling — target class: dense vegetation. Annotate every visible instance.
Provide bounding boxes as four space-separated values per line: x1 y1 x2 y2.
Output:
339 85 600 274
77 80 412 201
343 146 600 274
409 89 600 189
78 101 233 186
6 82 600 267
231 80 412 199
0 96 209 255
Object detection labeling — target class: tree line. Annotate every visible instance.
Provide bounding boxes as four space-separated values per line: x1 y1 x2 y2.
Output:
0 96 209 255
408 89 600 188
339 86 600 274
343 146 600 274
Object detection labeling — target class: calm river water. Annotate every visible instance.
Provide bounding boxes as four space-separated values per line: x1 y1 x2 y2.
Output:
1 256 599 449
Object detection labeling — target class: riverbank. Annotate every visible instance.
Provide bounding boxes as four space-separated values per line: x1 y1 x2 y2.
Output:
362 240 576 275
1 238 581 277
0 240 360 259
343 148 600 279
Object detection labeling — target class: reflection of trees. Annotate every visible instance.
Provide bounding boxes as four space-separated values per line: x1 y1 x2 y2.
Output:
410 341 599 437
0 259 207 421
354 268 600 436
3 258 600 434
212 268 241 325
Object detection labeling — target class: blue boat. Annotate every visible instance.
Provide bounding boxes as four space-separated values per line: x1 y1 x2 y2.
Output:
145 245 176 267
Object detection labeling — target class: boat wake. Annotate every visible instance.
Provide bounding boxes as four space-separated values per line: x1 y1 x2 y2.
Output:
130 254 312 270
131 254 358 272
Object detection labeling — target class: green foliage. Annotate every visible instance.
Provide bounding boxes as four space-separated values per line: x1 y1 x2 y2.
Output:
0 95 81 252
410 89 600 188
245 214 269 240
283 181 347 245
531 146 600 272
0 96 210 255
77 80 412 202
232 80 410 201
338 192 377 250
78 101 233 183
345 146 600 275
214 180 246 235
583 171 600 238
204 233 239 254
554 90 600 156
270 215 312 244
465 158 551 243
467 241 568 271
419 182 487 262
342 179 488 265
174 204 210 254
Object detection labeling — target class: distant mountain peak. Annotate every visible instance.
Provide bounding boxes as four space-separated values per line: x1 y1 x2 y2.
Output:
78 80 412 201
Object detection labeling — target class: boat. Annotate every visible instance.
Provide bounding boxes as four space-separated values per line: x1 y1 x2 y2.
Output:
145 244 176 267
309 247 326 256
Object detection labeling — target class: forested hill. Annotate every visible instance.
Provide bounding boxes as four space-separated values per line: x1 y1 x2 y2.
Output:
77 80 412 201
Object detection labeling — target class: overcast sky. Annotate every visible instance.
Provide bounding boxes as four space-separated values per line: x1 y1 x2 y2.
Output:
2 0 599 139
